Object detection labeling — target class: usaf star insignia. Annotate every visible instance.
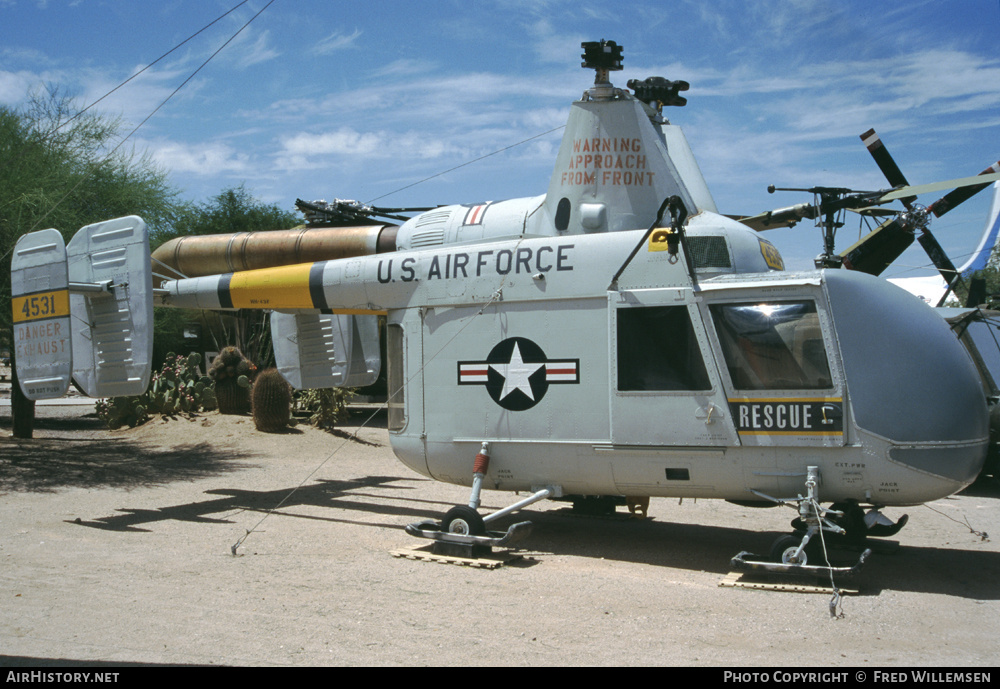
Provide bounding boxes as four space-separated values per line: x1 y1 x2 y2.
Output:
458 337 580 411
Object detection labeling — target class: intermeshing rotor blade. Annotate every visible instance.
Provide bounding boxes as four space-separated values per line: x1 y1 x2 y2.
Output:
839 216 915 276
917 230 961 289
927 162 1000 217
860 129 915 208
880 169 1000 204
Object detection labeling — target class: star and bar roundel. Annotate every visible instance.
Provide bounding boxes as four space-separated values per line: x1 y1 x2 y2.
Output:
458 337 580 411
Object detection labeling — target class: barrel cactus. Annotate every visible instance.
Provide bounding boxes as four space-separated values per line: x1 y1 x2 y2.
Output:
209 346 253 414
252 368 293 432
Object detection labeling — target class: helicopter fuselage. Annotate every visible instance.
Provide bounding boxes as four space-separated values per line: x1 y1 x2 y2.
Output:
164 212 989 507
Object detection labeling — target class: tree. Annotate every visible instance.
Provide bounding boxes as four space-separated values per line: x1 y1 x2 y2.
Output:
1 88 181 437
157 185 302 370
151 184 300 250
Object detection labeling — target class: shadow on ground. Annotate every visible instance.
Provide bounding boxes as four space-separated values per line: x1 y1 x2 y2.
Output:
0 411 257 493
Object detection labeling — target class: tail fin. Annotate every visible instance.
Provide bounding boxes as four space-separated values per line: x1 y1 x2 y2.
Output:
11 229 73 399
271 312 380 389
11 216 153 400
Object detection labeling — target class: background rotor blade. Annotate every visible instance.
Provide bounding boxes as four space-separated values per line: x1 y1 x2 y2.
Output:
928 162 1000 218
861 129 915 207
879 169 1000 204
917 230 962 289
839 217 915 275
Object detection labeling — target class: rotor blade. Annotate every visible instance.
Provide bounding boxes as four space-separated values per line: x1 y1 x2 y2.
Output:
846 206 899 218
928 162 1000 218
839 217 915 276
728 203 818 231
860 129 915 207
917 230 961 287
879 170 1000 203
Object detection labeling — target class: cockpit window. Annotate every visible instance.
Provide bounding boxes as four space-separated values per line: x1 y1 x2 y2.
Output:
387 323 405 431
617 305 712 391
710 301 833 390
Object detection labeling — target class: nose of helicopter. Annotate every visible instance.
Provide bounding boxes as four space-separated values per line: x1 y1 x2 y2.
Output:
824 270 988 486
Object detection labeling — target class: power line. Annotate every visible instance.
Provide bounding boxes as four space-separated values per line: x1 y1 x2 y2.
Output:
23 0 278 237
366 125 565 204
57 1 253 132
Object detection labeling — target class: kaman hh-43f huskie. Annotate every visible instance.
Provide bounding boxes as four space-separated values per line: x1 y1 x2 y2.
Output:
12 41 1000 576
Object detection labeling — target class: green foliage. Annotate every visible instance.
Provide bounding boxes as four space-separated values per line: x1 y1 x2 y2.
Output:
151 183 301 250
151 307 197 371
96 352 216 429
151 184 302 369
294 388 355 430
1 88 180 353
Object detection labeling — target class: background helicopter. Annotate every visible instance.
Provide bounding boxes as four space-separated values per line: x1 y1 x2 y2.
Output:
12 40 1000 574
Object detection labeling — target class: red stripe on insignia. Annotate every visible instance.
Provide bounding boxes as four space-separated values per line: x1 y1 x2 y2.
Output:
459 364 489 383
465 204 487 225
545 361 578 382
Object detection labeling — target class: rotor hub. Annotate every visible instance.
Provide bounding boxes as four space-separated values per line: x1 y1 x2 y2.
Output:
581 39 623 100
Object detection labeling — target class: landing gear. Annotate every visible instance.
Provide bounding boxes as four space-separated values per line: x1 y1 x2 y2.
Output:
441 505 486 536
405 442 556 557
770 534 820 566
731 466 872 577
791 499 908 544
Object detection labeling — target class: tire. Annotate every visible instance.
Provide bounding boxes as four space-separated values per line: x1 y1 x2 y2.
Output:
770 534 807 565
441 505 486 536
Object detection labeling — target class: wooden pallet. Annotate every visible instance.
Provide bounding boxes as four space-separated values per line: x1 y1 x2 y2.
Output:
390 544 522 569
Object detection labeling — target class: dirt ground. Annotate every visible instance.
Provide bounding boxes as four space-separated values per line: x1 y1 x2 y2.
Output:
1 398 999 667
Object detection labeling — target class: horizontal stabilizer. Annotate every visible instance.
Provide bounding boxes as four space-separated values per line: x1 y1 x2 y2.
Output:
272 312 381 390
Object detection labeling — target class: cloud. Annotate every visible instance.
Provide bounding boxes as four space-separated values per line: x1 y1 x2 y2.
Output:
235 29 280 68
274 127 465 171
139 138 253 176
315 29 362 55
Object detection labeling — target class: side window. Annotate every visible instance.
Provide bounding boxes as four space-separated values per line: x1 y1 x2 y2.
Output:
617 305 712 391
387 323 405 431
709 301 832 390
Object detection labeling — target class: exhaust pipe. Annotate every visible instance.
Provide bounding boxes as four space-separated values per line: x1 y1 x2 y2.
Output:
151 224 399 282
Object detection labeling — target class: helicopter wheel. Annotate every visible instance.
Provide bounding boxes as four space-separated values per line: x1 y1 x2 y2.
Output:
441 505 486 536
770 535 808 565
770 534 830 566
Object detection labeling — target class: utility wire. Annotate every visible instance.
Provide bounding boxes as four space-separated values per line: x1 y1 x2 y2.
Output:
56 1 252 132
366 125 565 204
22 0 277 238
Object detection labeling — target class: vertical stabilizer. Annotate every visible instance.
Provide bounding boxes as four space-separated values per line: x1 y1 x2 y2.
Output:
11 229 73 400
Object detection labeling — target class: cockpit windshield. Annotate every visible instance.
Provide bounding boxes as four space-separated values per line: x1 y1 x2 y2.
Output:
710 301 833 390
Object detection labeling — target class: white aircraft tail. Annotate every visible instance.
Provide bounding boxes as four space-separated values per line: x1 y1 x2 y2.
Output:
271 312 381 390
958 181 1000 277
11 216 153 400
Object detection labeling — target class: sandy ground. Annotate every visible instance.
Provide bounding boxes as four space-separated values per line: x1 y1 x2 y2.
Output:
1 396 999 667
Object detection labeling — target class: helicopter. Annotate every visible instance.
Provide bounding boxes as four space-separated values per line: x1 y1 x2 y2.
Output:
12 40 1000 575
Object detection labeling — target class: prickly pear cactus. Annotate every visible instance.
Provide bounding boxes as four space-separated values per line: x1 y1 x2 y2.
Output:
95 351 216 428
252 368 292 432
209 346 253 415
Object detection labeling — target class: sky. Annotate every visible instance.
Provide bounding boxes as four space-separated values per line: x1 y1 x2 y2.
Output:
1 0 999 277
